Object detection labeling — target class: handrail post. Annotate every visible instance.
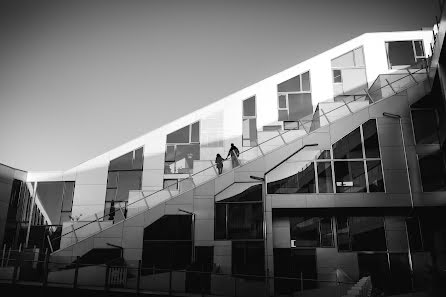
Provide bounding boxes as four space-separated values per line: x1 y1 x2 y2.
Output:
71 225 78 243
73 256 80 289
363 88 374 103
95 214 102 231
385 79 397 94
136 260 141 295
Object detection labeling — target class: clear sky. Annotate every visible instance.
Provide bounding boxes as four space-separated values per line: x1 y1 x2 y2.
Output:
0 0 439 171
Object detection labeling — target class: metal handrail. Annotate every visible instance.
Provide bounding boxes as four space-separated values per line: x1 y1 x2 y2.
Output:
51 63 430 251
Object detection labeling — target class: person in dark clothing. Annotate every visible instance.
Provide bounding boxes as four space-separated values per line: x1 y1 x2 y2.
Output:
215 154 224 174
226 143 240 168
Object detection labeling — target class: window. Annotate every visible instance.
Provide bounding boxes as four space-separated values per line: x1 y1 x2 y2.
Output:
232 241 264 276
366 161 384 192
317 162 333 193
106 147 143 218
165 122 200 174
333 127 363 159
163 179 178 191
242 99 258 147
334 161 366 193
267 162 316 194
406 217 423 252
331 47 367 99
277 71 312 121
336 217 387 252
290 217 334 248
215 184 263 240
284 121 299 130
411 109 439 144
386 40 425 69
60 181 75 224
418 151 446 191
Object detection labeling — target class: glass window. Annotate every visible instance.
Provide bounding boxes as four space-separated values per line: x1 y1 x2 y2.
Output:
406 217 423 252
105 188 117 202
320 217 334 247
243 96 256 117
349 217 387 251
167 125 190 143
386 41 417 69
288 93 312 120
191 122 200 143
278 109 288 121
263 125 282 131
363 119 381 158
411 109 439 144
227 203 263 239
243 118 258 147
332 51 355 68
333 70 342 83
215 204 227 239
278 75 301 92
317 150 331 159
165 145 175 162
336 217 350 251
61 181 75 212
267 162 316 194
334 161 366 193
353 47 365 67
175 143 200 173
419 152 446 191
333 127 363 159
163 179 178 191
144 215 192 240
109 151 134 171
284 121 298 130
232 241 264 276
317 162 334 193
278 95 287 108
367 161 384 192
35 181 65 225
134 147 144 170
301 71 311 91
290 217 320 247
414 40 424 56
115 171 142 201
107 171 118 188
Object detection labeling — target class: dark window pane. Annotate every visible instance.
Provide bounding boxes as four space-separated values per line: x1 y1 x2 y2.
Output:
115 171 142 201
288 93 312 120
243 96 256 117
317 150 331 159
320 217 334 247
107 171 118 188
232 242 264 276
332 127 363 159
109 152 133 171
301 71 311 91
387 41 416 69
278 95 287 108
411 109 439 144
363 119 380 158
175 143 200 174
284 121 298 130
406 217 423 252
349 217 387 251
142 241 192 271
332 51 355 68
267 162 316 194
191 122 200 143
414 40 424 56
333 70 342 83
367 161 384 192
389 253 412 294
278 75 301 92
317 162 333 193
419 152 446 191
165 145 175 162
164 161 175 174
290 217 319 247
334 161 366 193
263 125 282 131
134 147 144 170
215 204 227 240
219 184 262 202
278 109 288 121
227 203 263 239
167 125 190 143
336 217 351 251
144 215 192 240
163 179 178 191
35 182 64 225
358 253 391 293
105 188 117 202
61 181 75 212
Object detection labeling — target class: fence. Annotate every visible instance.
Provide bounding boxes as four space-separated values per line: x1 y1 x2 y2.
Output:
0 250 357 297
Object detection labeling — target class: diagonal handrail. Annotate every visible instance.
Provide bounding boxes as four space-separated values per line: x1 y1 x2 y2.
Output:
51 63 430 252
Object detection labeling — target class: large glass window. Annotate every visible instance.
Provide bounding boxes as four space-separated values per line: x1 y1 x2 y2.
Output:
336 217 387 251
418 151 446 191
333 127 363 159
317 162 333 193
386 40 425 69
242 96 258 147
290 217 334 248
411 109 440 144
106 147 143 219
277 71 312 122
334 161 366 193
165 122 200 174
215 184 263 240
267 162 316 194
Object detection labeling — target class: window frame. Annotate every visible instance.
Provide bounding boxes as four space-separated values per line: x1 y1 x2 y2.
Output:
385 40 426 70
277 71 312 122
242 96 258 147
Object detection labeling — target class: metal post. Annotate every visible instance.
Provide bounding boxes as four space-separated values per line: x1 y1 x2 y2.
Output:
43 249 49 287
407 70 418 84
385 79 397 94
46 235 54 253
169 268 173 296
137 260 141 295
399 117 414 209
71 225 78 243
73 256 80 289
95 214 102 231
211 160 219 175
278 131 287 144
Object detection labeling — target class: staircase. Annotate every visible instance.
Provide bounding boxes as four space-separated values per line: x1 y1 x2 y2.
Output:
49 66 432 266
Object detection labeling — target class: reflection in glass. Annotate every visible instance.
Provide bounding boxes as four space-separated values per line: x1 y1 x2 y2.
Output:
367 161 384 192
317 162 333 193
418 151 446 191
334 161 366 193
166 125 190 143
333 127 363 159
227 203 263 239
288 93 312 120
267 162 316 194
290 217 320 247
320 217 334 247
411 109 439 144
278 75 301 92
362 119 380 158
243 96 256 117
337 217 387 251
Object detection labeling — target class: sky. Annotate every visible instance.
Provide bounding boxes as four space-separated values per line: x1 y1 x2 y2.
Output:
0 0 440 171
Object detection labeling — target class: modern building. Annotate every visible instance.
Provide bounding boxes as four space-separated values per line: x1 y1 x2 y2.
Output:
1 17 446 296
